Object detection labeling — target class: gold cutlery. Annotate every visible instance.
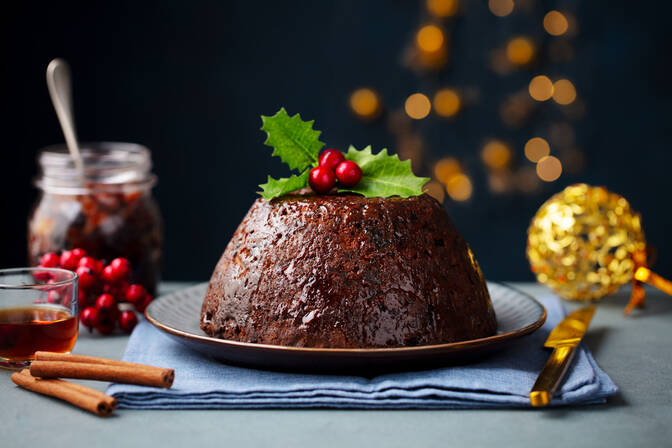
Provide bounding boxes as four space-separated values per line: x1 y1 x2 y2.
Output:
529 305 596 407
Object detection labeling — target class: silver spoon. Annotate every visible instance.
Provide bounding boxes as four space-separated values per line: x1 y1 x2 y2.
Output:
46 58 85 175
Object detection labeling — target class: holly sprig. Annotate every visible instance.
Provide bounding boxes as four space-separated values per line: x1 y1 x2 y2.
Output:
258 108 429 200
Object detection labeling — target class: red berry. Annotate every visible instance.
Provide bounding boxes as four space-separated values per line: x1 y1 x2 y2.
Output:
318 149 345 171
101 265 119 283
110 258 131 280
33 270 54 282
79 256 103 274
95 293 117 312
104 281 129 299
134 293 153 313
60 250 83 270
96 319 116 335
335 161 363 187
78 289 89 309
125 284 147 304
119 310 138 333
47 290 61 303
309 166 336 193
39 252 60 268
71 248 87 259
76 267 97 289
80 306 100 328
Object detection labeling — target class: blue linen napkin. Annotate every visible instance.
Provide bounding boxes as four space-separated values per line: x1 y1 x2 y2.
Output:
107 294 617 409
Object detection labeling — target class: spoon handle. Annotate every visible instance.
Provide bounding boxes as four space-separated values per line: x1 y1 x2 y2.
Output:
46 58 85 174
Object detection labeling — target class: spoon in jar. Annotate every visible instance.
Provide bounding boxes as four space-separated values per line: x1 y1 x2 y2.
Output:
46 58 85 176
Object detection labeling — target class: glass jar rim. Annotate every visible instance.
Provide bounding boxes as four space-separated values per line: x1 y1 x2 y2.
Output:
0 267 78 289
35 142 156 194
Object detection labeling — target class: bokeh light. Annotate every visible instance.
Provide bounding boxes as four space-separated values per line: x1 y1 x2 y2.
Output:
506 37 534 66
427 0 459 18
405 93 432 119
524 137 550 162
349 88 381 120
423 180 446 203
481 140 512 170
500 91 534 127
416 25 445 53
446 173 473 201
543 11 569 36
516 166 541 193
548 122 575 148
552 79 577 105
434 157 461 184
489 0 514 17
536 155 563 181
528 75 554 101
488 171 514 193
433 89 461 117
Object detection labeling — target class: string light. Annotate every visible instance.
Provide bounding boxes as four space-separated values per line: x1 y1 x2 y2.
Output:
416 25 445 53
481 140 512 170
489 0 514 17
405 93 432 119
427 0 459 18
446 173 473 201
524 137 550 162
543 11 569 36
434 157 461 184
536 155 562 181
552 79 576 105
528 75 554 101
349 88 381 120
506 37 534 66
423 180 446 203
433 89 461 117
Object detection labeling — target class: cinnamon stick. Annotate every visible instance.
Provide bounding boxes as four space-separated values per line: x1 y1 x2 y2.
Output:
30 360 174 388
35 351 171 375
11 370 116 416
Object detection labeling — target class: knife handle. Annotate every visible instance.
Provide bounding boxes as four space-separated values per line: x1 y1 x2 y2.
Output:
529 345 577 407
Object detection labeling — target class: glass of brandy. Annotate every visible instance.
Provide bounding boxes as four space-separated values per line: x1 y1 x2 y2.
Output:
0 267 78 369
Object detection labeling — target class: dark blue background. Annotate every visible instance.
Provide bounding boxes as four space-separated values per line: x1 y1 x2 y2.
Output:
2 1 671 282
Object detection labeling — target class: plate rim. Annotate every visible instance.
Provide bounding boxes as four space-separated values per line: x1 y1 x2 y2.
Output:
145 282 547 355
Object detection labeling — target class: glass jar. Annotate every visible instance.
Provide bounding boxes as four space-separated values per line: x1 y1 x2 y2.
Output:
28 142 163 294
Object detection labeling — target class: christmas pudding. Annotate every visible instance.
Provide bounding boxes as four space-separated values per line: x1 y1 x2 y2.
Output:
200 192 497 347
200 108 496 348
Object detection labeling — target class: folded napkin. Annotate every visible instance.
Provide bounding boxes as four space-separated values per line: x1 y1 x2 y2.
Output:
107 293 617 409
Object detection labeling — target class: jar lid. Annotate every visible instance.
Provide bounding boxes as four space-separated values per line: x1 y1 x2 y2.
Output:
35 142 156 194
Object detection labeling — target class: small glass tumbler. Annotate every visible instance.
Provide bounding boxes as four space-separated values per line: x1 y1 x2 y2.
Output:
0 268 79 369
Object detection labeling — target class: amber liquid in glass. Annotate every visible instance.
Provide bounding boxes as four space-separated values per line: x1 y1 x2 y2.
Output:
0 306 78 360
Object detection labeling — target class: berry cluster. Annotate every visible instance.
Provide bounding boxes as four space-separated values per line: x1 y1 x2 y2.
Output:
38 249 152 335
309 149 363 194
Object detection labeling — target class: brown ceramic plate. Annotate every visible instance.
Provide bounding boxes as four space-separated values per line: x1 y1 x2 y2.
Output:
145 282 546 373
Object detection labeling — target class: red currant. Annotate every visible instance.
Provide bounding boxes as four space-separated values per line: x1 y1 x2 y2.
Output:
78 289 89 309
79 256 103 274
81 306 100 329
71 248 87 259
96 319 116 335
119 310 138 333
110 258 131 280
335 161 363 187
134 293 153 313
101 265 119 284
60 250 83 270
39 252 60 268
47 290 61 303
95 293 117 313
104 281 129 299
309 166 336 194
125 284 147 304
76 266 97 289
318 149 345 171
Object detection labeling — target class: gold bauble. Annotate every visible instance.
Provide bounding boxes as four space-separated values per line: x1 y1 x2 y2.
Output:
527 184 646 300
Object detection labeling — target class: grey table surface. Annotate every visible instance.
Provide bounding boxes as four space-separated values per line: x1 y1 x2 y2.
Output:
1 281 671 447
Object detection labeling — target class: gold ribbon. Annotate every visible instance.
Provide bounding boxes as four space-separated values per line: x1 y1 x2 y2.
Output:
625 249 672 315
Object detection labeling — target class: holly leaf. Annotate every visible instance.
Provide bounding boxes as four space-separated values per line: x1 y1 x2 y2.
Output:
338 145 429 198
260 108 324 171
258 169 309 200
